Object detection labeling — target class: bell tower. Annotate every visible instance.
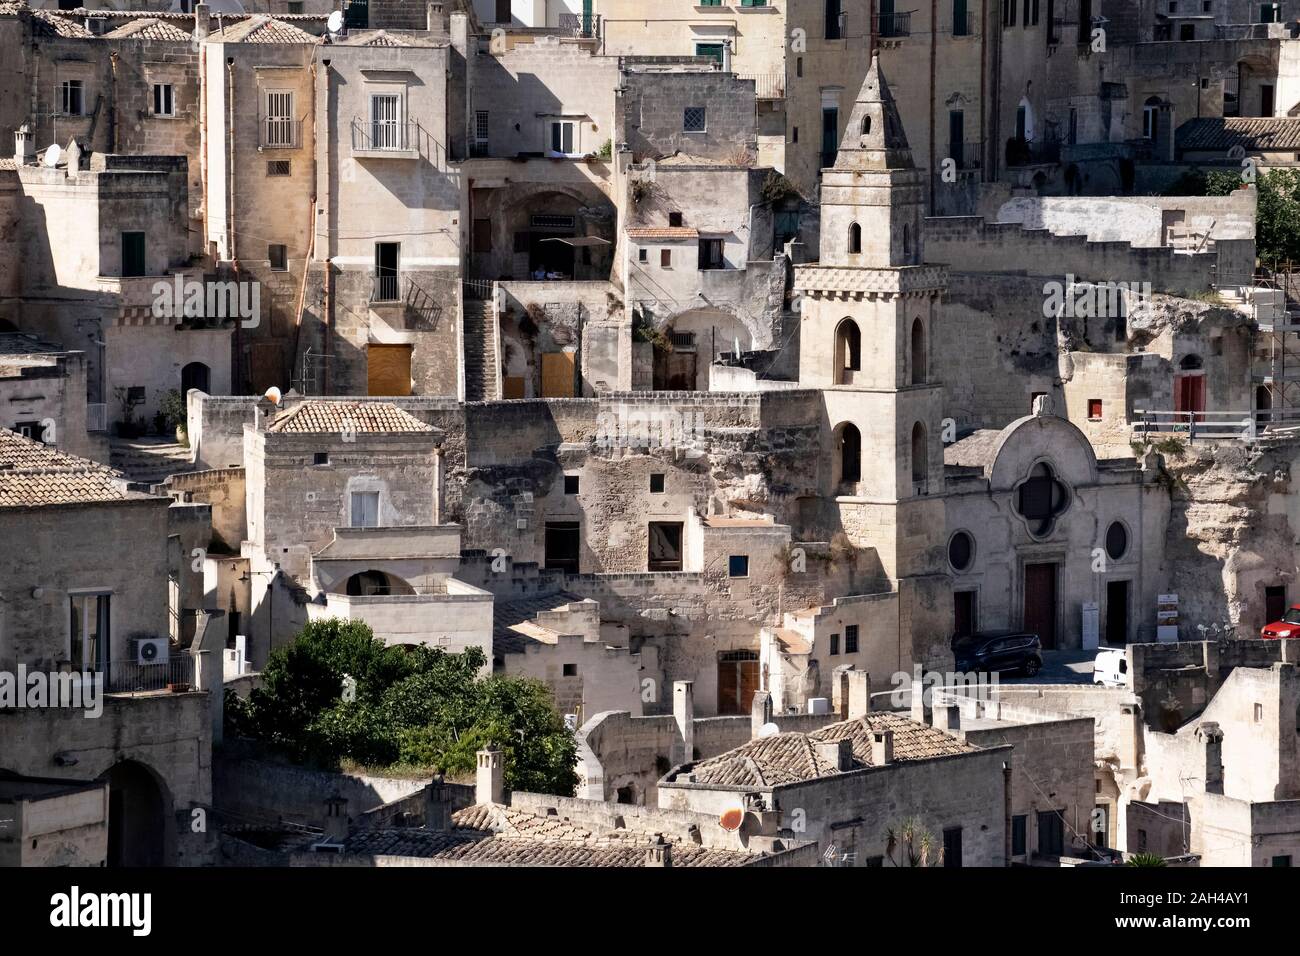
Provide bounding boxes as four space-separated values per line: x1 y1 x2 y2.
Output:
793 56 951 670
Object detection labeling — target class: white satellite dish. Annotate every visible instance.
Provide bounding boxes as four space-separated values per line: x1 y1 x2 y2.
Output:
264 386 282 405
42 144 61 168
326 10 343 33
757 722 780 738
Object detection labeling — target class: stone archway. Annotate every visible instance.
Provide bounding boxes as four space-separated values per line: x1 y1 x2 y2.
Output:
98 759 172 867
471 183 616 281
653 306 758 391
343 569 416 596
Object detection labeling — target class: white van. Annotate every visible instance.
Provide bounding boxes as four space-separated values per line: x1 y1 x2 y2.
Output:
1093 648 1129 688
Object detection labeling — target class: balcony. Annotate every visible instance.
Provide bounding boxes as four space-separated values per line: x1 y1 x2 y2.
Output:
261 116 302 149
1005 137 1061 167
103 655 196 696
874 11 911 38
738 73 785 100
351 118 422 159
949 141 983 171
371 272 402 303
557 12 600 38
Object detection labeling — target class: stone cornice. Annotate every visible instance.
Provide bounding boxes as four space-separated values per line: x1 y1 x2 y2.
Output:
793 264 948 298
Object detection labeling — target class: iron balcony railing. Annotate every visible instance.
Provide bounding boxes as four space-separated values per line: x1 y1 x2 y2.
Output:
372 273 402 303
738 73 785 99
261 116 302 149
557 12 600 37
103 655 195 695
949 141 983 170
874 11 911 37
351 117 420 153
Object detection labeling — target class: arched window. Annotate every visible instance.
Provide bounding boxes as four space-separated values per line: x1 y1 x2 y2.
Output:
1179 354 1204 371
848 222 862 254
835 319 861 384
837 423 862 487
862 115 872 136
181 361 211 396
910 422 927 485
902 223 912 258
910 318 926 385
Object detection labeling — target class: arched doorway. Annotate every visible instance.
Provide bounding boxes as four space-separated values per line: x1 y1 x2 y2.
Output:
181 361 210 396
836 422 862 490
99 760 169 867
834 318 861 385
344 570 415 596
910 318 927 385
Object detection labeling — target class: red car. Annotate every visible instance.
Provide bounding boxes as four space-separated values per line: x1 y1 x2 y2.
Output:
1262 604 1300 639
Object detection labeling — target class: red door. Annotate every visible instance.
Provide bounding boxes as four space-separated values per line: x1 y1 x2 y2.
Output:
1174 375 1205 423
1023 563 1058 650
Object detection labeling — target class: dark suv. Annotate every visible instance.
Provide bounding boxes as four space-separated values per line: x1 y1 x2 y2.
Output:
952 631 1043 677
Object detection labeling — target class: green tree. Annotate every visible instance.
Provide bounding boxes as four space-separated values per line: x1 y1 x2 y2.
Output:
225 620 578 796
1168 168 1300 265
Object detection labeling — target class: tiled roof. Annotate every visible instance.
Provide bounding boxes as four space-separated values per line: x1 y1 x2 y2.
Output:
0 333 62 357
211 14 318 44
31 9 93 37
0 158 15 171
104 17 193 42
0 429 131 508
684 713 976 788
626 227 699 241
266 401 434 435
943 429 1002 470
492 591 585 654
1178 117 1300 152
339 804 754 866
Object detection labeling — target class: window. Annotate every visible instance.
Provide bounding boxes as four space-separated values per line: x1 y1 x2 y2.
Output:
910 318 927 384
69 593 110 671
910 422 927 486
370 92 402 149
668 212 684 227
942 827 963 867
1031 0 1039 24
549 120 576 155
829 633 840 655
60 79 84 116
949 531 974 572
638 248 648 263
350 492 380 528
1143 102 1160 140
821 106 839 169
1179 22 1195 39
288 0 303 11
728 555 749 578
1017 462 1068 536
14 420 43 442
121 232 146 277
313 452 329 465
953 0 969 35
792 126 799 143
660 249 672 269
1037 809 1065 856
648 522 684 572
796 57 804 78
545 521 581 573
837 422 861 485
1011 815 1027 855
1273 855 1292 867
268 244 287 271
264 90 296 147
374 242 400 301
845 625 859 653
562 663 578 677
1259 3 1280 23
152 83 174 117
649 473 666 493
848 223 862 254
1088 398 1103 421
564 474 580 495
698 238 725 270
474 110 489 154
1255 702 1264 722
825 0 843 38
267 160 291 176
694 43 725 65
684 107 707 133
836 319 861 382
1003 0 1016 27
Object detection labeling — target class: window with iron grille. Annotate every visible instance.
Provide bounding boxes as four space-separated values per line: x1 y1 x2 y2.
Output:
267 160 291 176
684 107 706 132
845 624 859 653
264 90 295 146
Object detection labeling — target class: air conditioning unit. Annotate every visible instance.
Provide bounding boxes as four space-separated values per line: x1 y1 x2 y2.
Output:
133 637 169 666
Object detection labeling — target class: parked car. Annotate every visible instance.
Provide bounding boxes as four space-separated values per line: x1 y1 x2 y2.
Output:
1093 648 1129 688
1261 604 1300 639
952 630 1042 677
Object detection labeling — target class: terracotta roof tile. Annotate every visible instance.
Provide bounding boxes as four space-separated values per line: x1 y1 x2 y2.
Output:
0 429 131 508
211 14 318 44
266 401 434 435
626 227 699 241
1178 116 1300 152
104 17 193 42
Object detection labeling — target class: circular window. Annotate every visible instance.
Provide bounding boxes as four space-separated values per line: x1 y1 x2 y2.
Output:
948 531 974 572
1105 521 1128 561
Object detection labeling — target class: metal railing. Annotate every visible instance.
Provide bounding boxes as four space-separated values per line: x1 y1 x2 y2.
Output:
463 278 494 301
1132 408 1300 444
371 273 401 303
1005 137 1061 167
557 11 600 37
949 141 983 170
874 11 911 37
952 10 976 36
104 655 195 695
261 116 302 149
351 118 420 153
738 73 785 99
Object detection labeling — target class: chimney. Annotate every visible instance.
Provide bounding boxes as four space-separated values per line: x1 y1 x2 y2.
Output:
935 703 962 733
673 681 694 764
872 729 894 766
194 2 210 40
14 123 30 166
66 139 81 177
845 669 871 720
815 737 854 772
909 678 930 725
426 1 442 31
476 747 504 805
645 833 672 868
323 794 348 844
424 775 450 830
1197 722 1224 794
750 688 773 738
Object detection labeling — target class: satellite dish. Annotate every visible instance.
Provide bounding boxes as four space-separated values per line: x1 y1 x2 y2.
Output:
264 386 282 405
757 722 780 738
719 807 745 832
326 10 343 33
43 144 61 168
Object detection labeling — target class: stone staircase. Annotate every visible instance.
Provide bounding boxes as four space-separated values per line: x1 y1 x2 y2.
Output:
110 437 194 486
463 297 500 402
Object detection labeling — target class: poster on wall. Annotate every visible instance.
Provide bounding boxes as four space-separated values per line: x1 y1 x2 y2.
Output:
1157 593 1179 643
